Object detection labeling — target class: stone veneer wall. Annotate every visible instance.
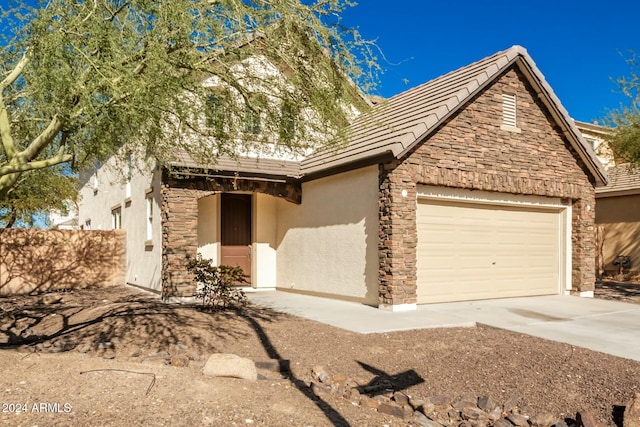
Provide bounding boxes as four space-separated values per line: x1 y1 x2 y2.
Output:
161 174 301 299
378 67 596 306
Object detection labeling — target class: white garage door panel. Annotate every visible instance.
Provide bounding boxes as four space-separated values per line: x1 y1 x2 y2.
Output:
417 199 561 304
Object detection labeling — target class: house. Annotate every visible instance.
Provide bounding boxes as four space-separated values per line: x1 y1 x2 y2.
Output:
574 120 614 169
48 201 79 230
78 45 607 311
572 120 640 276
595 164 640 275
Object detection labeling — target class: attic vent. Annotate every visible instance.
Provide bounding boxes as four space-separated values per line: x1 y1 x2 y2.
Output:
501 93 521 133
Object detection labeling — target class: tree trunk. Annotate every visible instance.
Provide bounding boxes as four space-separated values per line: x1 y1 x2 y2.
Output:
4 209 17 229
0 171 21 201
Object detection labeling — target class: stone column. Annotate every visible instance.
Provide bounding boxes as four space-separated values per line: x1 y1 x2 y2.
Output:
378 162 418 311
571 192 596 296
161 184 199 299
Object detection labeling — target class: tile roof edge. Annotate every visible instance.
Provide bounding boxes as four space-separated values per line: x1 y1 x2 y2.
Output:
511 50 608 186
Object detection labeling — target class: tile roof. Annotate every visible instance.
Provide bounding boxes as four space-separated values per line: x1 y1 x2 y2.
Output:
302 45 607 186
169 151 301 179
301 48 514 173
596 164 640 196
171 45 608 186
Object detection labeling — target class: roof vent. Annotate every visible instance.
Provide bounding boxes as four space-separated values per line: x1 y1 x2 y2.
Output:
501 93 521 133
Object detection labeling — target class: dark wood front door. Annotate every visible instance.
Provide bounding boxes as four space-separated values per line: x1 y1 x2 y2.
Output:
221 193 252 282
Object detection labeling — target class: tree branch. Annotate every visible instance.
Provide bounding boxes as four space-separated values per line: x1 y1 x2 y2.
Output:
0 51 29 90
0 93 17 159
20 116 64 161
0 147 72 176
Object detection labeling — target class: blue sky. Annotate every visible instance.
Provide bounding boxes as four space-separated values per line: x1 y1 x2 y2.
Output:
341 0 640 124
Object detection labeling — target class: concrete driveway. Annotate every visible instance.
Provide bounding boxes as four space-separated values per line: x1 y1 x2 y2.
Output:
248 292 640 361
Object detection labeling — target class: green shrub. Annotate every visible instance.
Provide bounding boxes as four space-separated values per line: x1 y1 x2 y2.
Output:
186 254 247 310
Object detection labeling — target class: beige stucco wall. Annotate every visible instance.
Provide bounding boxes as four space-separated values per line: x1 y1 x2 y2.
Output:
253 193 277 288
275 165 379 305
78 156 163 292
0 229 126 295
596 195 640 273
197 194 220 264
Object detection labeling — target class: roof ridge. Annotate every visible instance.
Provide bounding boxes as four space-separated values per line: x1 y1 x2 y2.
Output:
380 45 523 102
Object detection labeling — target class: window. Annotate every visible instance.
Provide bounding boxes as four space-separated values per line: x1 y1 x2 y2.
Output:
111 206 122 230
205 92 228 136
92 173 99 194
92 162 100 194
583 135 598 151
244 106 261 135
125 154 132 199
501 93 520 132
146 195 153 242
279 100 296 142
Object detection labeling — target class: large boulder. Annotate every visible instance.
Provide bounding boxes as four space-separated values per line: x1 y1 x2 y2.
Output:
202 354 257 381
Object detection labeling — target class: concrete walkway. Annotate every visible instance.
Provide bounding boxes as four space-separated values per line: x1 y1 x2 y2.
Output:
248 291 640 361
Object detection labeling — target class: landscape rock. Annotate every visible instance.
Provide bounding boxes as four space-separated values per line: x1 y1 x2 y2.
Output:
488 405 504 421
347 388 361 404
310 381 331 396
520 405 536 419
409 397 426 410
393 391 410 406
413 410 445 427
452 395 478 410
429 394 453 407
507 412 530 427
359 396 380 410
478 395 498 411
203 354 257 381
624 393 640 427
40 294 63 305
311 365 329 383
494 419 515 427
504 395 521 412
576 410 598 427
377 402 408 418
461 406 488 422
530 412 558 427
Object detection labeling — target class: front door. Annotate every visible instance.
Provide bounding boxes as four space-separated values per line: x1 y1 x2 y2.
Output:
220 193 252 283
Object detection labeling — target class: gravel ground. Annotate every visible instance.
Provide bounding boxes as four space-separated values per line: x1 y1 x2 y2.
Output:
0 281 639 426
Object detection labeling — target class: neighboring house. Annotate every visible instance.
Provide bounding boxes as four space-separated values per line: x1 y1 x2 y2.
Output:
48 201 79 230
78 45 607 311
595 163 640 275
574 120 615 169
577 120 640 275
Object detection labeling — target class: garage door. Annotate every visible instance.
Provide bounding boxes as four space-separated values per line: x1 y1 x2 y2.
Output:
416 198 562 304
